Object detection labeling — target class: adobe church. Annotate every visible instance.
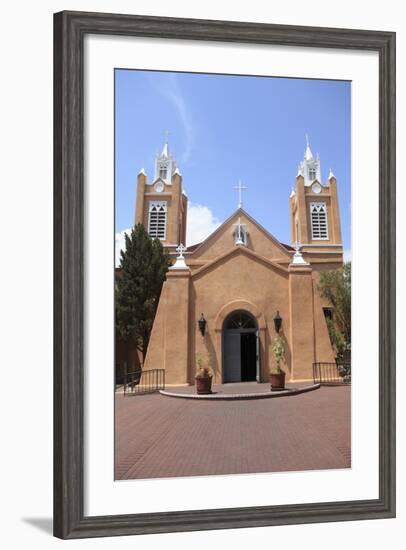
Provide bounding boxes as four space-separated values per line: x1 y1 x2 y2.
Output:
134 138 343 384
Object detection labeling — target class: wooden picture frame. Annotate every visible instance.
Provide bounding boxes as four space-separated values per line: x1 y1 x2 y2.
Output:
54 10 396 539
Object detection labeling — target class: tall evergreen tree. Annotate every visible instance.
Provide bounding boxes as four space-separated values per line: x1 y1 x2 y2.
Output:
115 224 170 364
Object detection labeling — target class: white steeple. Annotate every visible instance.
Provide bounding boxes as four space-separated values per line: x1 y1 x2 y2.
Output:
160 141 170 158
154 131 177 184
299 135 321 187
304 134 313 161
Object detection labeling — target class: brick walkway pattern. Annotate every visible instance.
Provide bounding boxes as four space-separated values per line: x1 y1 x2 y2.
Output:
115 386 350 480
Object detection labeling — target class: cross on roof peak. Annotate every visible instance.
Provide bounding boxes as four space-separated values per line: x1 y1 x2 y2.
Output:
233 180 248 209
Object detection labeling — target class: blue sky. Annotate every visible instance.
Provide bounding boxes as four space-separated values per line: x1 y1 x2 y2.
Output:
115 69 351 257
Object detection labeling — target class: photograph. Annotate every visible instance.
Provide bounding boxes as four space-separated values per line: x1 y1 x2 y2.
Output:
114 69 352 481
0 1 398 545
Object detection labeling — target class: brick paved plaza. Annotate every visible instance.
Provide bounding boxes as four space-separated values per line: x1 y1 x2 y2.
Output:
115 384 351 480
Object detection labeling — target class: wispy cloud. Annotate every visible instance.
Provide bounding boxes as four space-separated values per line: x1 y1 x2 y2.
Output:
147 73 194 163
343 249 352 262
186 202 221 246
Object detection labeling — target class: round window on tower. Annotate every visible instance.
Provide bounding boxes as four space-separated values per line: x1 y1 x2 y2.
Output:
312 182 322 194
154 181 164 193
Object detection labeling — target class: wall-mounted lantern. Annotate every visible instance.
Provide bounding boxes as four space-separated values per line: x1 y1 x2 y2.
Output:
273 311 282 334
198 313 207 336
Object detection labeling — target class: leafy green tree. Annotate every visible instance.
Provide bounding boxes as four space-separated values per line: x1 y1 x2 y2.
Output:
115 224 170 364
318 262 351 361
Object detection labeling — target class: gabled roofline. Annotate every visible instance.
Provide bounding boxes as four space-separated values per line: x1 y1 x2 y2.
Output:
191 245 289 279
188 208 292 258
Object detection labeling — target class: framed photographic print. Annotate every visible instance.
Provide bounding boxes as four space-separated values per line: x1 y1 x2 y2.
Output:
54 10 396 539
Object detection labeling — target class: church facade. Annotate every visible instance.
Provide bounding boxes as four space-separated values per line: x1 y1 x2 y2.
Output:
134 139 343 384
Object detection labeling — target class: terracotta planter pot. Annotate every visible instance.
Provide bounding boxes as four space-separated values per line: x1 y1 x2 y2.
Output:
195 375 213 394
270 372 286 391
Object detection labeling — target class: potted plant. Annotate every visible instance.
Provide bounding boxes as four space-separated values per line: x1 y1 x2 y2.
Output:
270 334 286 391
337 343 351 379
195 354 213 394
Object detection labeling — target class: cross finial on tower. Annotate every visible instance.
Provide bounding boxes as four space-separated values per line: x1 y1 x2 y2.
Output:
291 240 309 266
164 129 170 143
170 243 189 270
293 240 302 254
233 180 248 209
305 133 310 148
176 243 187 259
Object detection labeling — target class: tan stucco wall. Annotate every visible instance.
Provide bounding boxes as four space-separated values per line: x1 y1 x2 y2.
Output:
143 241 339 385
190 249 290 384
288 265 315 380
143 270 191 385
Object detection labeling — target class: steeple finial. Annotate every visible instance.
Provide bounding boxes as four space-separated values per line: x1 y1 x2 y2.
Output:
160 130 171 158
304 134 313 161
328 168 335 180
154 131 177 182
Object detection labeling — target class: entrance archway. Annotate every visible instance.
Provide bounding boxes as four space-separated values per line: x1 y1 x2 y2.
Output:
223 311 259 383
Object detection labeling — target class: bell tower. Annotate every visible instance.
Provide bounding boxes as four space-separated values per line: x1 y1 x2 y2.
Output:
134 139 188 252
289 136 343 256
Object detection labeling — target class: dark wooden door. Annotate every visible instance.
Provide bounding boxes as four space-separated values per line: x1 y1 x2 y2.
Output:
223 331 241 382
241 332 257 381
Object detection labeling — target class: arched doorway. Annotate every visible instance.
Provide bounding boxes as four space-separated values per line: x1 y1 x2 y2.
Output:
223 311 259 383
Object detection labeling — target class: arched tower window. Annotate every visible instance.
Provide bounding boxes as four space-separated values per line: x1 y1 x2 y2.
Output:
159 164 167 180
148 201 167 240
310 202 328 240
308 166 316 181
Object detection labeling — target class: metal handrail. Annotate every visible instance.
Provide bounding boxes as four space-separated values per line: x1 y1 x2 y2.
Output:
313 362 351 385
123 368 165 395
